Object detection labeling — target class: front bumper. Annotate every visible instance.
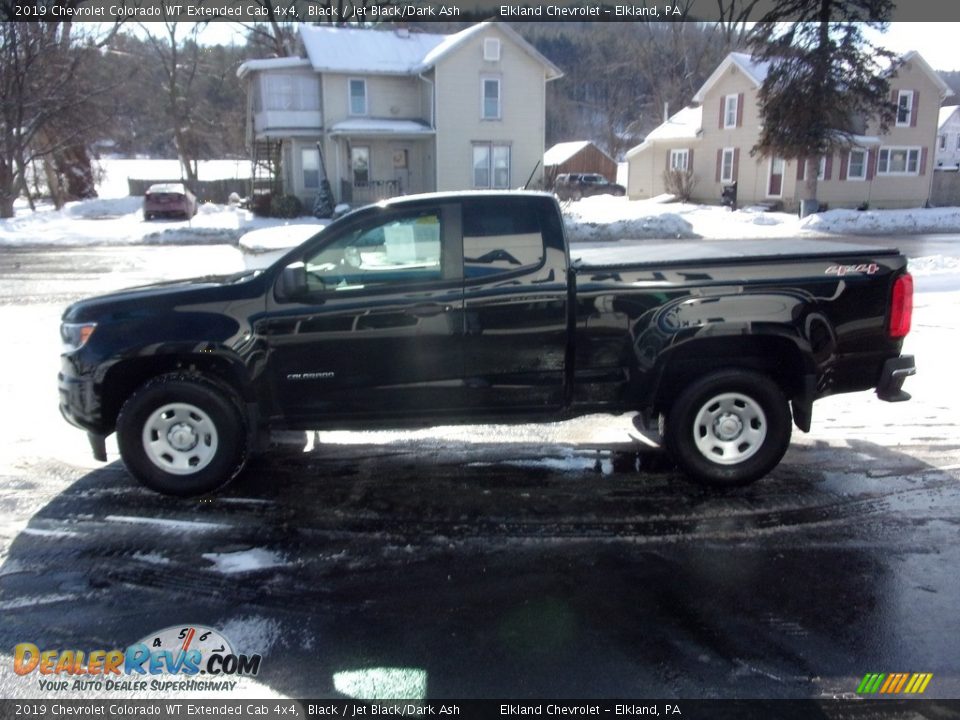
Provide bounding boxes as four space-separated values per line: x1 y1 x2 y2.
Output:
876 355 916 402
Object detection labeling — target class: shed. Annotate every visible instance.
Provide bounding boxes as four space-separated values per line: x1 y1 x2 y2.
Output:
543 141 618 185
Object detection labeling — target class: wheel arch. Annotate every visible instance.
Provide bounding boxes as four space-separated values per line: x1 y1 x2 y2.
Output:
99 353 252 433
645 333 814 416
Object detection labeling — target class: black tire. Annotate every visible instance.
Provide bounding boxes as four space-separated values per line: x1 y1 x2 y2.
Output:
116 374 247 496
664 370 792 488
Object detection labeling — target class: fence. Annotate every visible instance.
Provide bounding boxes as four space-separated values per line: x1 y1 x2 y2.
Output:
127 178 249 205
930 169 960 207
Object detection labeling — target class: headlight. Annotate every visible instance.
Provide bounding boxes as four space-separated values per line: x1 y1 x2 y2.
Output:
61 322 97 352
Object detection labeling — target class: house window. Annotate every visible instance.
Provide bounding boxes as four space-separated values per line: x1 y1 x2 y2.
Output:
351 146 370 185
302 148 320 190
720 148 735 182
724 94 738 128
483 38 501 62
956 135 960 150
877 147 921 175
264 74 320 111
940 135 947 150
670 149 689 171
896 90 914 127
348 79 367 116
817 156 827 181
482 77 501 120
847 149 867 180
473 143 511 188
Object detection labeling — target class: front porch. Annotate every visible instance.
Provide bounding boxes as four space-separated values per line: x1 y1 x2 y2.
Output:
329 119 435 206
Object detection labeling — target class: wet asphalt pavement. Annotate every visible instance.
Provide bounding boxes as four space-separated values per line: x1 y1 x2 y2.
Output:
0 242 958 703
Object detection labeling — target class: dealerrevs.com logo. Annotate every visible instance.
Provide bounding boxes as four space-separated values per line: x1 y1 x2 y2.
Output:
14 625 262 693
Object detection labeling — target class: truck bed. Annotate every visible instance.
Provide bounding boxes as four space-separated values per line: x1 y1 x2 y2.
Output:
572 238 901 269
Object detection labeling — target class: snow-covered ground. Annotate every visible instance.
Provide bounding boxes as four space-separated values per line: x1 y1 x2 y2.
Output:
5 158 960 250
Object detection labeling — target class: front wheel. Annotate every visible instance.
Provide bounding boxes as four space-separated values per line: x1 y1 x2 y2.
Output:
664 370 792 488
117 374 247 496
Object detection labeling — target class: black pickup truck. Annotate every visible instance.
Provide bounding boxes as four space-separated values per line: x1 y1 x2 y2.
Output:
59 192 915 496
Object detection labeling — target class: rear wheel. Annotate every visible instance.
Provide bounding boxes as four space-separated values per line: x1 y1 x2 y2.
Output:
665 370 791 488
117 374 247 496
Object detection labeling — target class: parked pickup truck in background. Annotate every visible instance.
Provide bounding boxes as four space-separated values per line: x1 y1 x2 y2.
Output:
59 192 915 496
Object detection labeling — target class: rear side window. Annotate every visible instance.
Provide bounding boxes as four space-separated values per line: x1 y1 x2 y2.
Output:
462 198 545 279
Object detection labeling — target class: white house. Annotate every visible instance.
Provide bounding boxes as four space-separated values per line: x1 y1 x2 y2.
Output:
237 23 562 209
935 105 960 168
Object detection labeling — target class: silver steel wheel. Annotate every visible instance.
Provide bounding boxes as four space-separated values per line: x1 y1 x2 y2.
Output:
692 392 767 466
141 402 219 476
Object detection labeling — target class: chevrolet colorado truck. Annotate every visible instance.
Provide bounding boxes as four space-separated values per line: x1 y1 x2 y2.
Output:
59 192 915 496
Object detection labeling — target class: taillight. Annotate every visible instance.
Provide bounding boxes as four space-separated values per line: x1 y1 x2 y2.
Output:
889 273 913 338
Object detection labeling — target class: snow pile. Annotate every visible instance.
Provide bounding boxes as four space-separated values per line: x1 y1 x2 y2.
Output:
908 254 960 275
238 222 327 253
801 207 960 235
3 154 960 247
63 196 142 218
564 195 696 240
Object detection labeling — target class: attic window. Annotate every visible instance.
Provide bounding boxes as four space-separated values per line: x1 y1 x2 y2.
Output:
483 38 501 62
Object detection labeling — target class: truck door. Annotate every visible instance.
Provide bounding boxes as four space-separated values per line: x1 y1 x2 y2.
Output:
460 196 569 414
259 203 464 422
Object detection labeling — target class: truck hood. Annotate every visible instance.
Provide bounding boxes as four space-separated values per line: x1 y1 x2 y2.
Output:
61 270 264 323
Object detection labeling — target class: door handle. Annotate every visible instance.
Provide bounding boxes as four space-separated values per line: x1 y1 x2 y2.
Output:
407 303 452 318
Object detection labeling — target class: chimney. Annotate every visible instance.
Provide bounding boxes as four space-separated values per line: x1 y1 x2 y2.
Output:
663 102 669 123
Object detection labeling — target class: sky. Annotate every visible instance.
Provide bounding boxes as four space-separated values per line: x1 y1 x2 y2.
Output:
188 21 960 72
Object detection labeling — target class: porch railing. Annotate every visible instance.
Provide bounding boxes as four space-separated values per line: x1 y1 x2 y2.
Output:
340 179 402 205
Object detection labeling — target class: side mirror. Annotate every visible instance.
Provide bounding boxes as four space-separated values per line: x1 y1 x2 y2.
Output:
276 261 307 302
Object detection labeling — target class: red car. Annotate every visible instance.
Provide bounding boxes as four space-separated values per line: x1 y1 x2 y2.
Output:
143 183 197 220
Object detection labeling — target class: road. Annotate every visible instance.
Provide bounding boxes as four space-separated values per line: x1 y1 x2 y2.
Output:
0 240 958 702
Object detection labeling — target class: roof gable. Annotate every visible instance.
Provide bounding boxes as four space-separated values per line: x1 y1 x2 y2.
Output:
692 52 771 103
891 51 953 99
296 21 562 79
939 105 960 129
544 141 593 166
299 25 447 75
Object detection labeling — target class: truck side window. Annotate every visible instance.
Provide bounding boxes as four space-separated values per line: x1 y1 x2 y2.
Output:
462 199 545 279
303 211 443 292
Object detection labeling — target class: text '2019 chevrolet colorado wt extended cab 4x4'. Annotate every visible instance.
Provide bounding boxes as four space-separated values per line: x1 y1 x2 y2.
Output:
59 192 915 496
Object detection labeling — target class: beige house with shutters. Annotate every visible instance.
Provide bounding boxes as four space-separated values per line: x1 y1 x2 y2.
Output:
626 51 952 211
238 22 562 209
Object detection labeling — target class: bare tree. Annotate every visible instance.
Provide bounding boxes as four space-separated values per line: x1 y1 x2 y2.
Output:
140 19 207 183
715 0 763 49
0 16 120 217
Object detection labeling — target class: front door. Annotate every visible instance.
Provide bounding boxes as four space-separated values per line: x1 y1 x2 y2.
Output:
259 203 464 423
768 156 784 197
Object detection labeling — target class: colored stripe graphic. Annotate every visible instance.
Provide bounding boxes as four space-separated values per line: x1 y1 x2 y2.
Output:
857 672 932 694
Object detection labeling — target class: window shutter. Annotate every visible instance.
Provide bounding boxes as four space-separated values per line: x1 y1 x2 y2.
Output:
687 148 694 171
839 153 848 181
666 150 671 171
920 146 928 175
824 155 833 181
716 149 722 182
736 93 744 127
866 148 876 180
732 148 740 180
719 97 725 129
797 157 805 181
911 90 919 127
